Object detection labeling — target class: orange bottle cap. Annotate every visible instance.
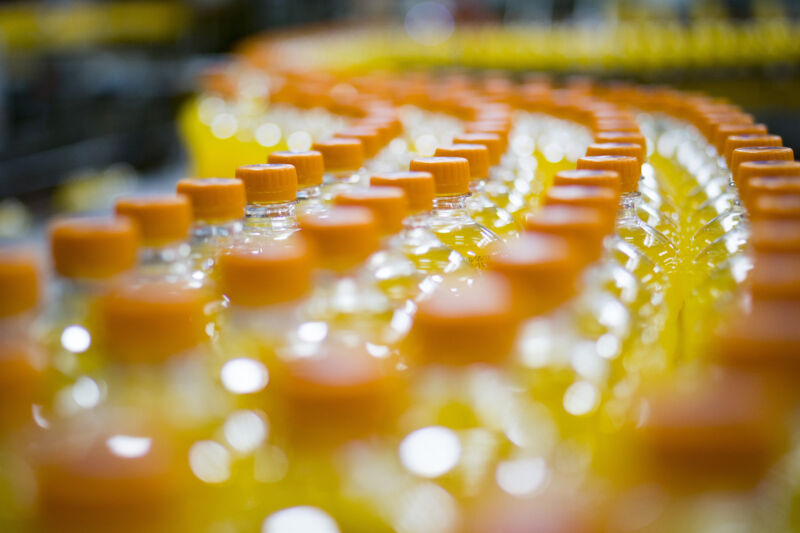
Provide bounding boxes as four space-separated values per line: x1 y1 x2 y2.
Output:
712 123 768 154
32 413 181 509
576 155 640 194
299 206 379 272
586 142 645 166
352 119 391 145
50 217 138 280
100 282 207 363
637 372 783 486
747 252 800 299
176 178 246 222
218 238 312 307
463 121 510 147
735 158 800 201
524 205 608 265
312 138 364 172
452 132 503 166
593 131 647 148
114 194 191 247
593 119 640 133
748 177 800 206
723 134 782 166
334 127 382 159
731 146 795 177
409 157 471 196
434 144 490 180
370 171 435 213
751 194 800 221
0 249 39 317
334 187 407 235
751 219 800 253
274 343 401 440
235 164 297 204
552 169 621 196
268 150 324 188
715 298 800 383
410 274 517 365
488 232 580 317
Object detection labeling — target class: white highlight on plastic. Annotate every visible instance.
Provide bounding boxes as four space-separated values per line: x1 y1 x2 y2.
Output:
262 506 340 533
189 440 231 484
256 123 282 147
563 381 599 416
399 426 461 478
72 376 100 408
221 357 269 394
287 131 312 151
211 113 238 139
495 457 548 496
224 410 268 453
106 435 152 458
61 325 91 353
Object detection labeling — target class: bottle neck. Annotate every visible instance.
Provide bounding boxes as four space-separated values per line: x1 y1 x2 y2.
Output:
432 194 470 211
297 185 322 201
617 192 641 221
245 202 296 220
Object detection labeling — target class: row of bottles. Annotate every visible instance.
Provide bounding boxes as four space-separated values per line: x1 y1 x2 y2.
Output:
1 67 799 533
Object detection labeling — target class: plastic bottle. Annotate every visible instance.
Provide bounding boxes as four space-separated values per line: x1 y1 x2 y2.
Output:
369 171 472 283
0 250 44 430
451 132 528 221
585 142 679 247
577 155 678 275
268 150 327 216
114 194 192 283
434 144 520 240
175 178 246 287
409 157 503 269
235 163 299 240
334 187 425 305
298 206 396 345
45 217 139 379
215 238 312 387
313 138 366 202
401 275 519 496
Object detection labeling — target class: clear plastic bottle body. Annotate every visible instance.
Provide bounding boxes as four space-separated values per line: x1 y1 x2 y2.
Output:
387 213 473 284
187 219 243 287
320 169 367 203
426 195 503 270
690 206 747 256
615 192 678 276
304 269 396 345
244 202 299 241
296 185 328 216
137 242 192 283
466 180 520 240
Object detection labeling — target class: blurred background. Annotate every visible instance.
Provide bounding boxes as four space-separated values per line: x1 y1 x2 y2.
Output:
1 0 799 237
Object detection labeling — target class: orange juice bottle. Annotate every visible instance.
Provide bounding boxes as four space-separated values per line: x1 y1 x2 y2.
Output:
235 164 299 241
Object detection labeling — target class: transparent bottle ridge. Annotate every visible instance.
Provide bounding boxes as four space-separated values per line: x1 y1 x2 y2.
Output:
235 163 299 241
683 134 783 223
175 177 246 288
691 159 800 261
114 194 193 283
687 147 795 252
434 143 521 240
268 150 327 217
409 156 503 270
